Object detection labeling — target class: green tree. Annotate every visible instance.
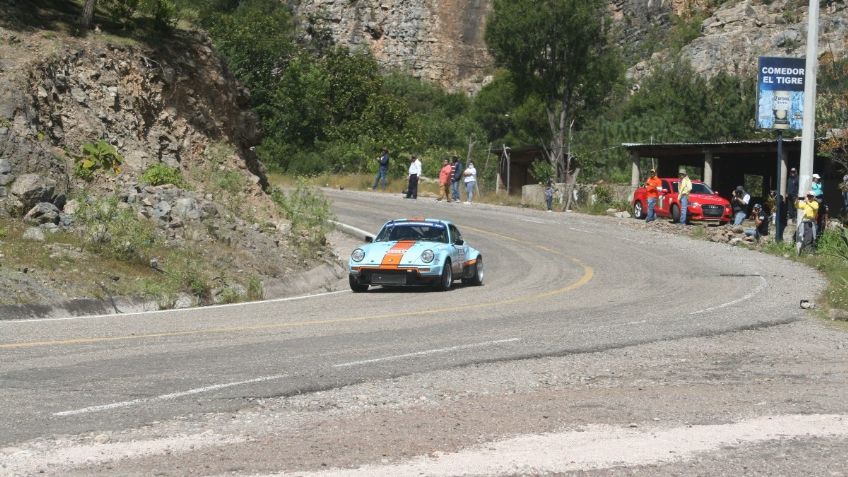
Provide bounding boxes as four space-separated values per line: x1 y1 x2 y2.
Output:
485 0 623 181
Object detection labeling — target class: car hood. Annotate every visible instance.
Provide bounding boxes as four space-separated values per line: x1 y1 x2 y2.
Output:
688 193 730 205
353 240 449 266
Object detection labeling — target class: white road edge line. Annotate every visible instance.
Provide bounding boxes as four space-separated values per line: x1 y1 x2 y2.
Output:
689 275 768 315
334 338 521 368
5 290 350 324
54 373 290 417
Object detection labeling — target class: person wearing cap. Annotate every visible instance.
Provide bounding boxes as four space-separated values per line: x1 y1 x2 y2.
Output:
731 185 750 225
811 173 823 199
744 203 770 241
644 169 662 223
677 169 692 224
795 190 819 248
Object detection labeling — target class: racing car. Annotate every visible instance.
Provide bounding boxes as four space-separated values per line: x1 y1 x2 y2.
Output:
348 218 483 292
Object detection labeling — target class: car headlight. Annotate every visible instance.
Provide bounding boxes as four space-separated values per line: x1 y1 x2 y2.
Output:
421 249 435 263
351 248 365 262
690 202 700 207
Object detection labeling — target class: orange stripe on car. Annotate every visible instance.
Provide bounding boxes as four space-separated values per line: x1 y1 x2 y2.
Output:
380 240 416 269
464 259 477 266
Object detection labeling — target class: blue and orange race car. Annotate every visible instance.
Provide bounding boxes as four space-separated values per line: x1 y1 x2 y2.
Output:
348 218 484 292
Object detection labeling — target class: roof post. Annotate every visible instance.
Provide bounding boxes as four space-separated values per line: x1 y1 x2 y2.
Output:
703 150 714 187
630 150 641 190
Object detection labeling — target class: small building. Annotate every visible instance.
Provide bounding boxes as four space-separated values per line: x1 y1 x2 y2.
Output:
624 139 842 211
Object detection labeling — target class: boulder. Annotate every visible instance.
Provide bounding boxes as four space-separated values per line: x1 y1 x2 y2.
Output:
22 227 45 242
172 197 200 220
63 199 81 215
24 202 60 225
0 158 12 186
9 174 57 214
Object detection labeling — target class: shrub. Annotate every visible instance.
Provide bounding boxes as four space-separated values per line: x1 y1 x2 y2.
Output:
73 140 124 181
75 196 155 264
247 275 264 301
271 181 334 256
141 163 187 187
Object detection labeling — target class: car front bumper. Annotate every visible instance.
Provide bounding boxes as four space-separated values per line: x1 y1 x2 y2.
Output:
349 265 444 286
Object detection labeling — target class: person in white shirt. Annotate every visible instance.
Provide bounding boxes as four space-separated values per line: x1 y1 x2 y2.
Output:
463 161 477 204
404 155 421 199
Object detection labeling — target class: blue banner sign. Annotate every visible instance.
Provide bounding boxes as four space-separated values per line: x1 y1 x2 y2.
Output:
757 57 805 130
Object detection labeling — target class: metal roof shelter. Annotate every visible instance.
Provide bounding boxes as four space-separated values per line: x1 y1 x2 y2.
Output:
623 138 840 209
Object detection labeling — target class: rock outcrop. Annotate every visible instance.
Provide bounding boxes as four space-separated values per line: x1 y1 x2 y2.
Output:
297 0 848 92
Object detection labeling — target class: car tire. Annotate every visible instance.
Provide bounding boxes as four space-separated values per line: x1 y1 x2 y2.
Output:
633 201 645 219
462 256 484 286
435 259 452 291
671 204 680 223
349 275 369 293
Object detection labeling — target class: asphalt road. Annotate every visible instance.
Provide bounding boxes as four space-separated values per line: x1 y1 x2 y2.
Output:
1 188 843 475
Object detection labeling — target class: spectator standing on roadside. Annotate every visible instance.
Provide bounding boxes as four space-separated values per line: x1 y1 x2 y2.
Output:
796 190 820 245
840 174 848 216
744 203 770 241
644 169 661 223
811 173 824 199
404 155 421 199
372 148 390 191
787 167 799 206
544 179 556 212
731 185 750 225
463 161 477 204
436 158 452 202
450 155 464 202
678 169 692 224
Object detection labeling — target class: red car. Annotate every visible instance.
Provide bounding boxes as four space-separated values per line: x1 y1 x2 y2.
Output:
632 178 732 224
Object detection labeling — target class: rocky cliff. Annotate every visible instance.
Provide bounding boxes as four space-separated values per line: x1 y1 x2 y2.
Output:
0 17 341 313
297 0 848 92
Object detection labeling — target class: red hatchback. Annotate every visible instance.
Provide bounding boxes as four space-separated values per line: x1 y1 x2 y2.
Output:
632 178 732 224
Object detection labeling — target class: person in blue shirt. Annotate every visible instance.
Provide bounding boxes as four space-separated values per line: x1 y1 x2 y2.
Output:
371 148 390 191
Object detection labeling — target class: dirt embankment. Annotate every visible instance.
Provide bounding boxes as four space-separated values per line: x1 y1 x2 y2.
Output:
0 8 342 317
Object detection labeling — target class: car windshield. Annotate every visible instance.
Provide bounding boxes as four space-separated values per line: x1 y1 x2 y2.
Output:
692 183 713 194
671 182 714 195
374 223 448 243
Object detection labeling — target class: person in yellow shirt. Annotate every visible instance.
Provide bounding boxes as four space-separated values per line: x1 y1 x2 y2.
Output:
795 190 819 249
677 169 692 224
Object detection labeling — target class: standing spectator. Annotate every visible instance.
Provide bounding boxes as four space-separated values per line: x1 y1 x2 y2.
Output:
404 155 421 199
644 169 662 223
544 179 556 212
786 167 799 226
744 203 770 241
436 158 452 202
839 174 848 217
811 173 823 199
450 155 464 202
731 185 750 225
678 169 692 224
372 148 390 191
463 161 477 204
796 190 820 247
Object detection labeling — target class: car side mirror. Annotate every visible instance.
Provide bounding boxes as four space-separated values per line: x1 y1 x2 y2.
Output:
454 239 464 246
365 236 373 243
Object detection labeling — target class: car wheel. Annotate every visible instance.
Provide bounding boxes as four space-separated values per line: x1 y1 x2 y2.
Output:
633 201 645 219
349 275 368 293
435 259 452 291
671 204 680 223
462 256 484 286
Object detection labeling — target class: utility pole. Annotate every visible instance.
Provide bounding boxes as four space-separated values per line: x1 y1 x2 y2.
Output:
797 0 819 223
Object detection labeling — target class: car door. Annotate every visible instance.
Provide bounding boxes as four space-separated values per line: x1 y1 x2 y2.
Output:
657 179 672 216
448 224 467 273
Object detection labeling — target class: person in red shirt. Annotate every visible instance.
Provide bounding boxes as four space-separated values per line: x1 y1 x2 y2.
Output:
644 169 662 222
436 158 453 202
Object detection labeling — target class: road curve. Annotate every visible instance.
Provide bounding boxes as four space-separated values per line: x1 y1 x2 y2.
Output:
0 189 823 454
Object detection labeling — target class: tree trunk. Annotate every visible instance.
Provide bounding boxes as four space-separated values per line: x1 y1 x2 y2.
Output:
80 0 97 30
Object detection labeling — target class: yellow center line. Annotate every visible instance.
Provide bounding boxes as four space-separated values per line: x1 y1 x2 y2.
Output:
1 224 593 350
